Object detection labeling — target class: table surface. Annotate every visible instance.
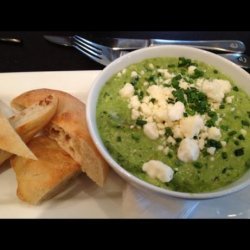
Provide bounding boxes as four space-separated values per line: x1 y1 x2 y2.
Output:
0 31 249 73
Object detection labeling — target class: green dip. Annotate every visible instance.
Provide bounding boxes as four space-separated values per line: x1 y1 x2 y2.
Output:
96 57 250 193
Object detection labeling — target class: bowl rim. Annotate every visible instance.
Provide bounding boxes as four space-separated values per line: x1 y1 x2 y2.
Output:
87 45 250 199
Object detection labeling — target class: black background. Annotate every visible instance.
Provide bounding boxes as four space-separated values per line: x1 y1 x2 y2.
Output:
0 31 249 72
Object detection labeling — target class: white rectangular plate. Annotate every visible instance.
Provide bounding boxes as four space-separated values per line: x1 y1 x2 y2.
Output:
1 70 250 219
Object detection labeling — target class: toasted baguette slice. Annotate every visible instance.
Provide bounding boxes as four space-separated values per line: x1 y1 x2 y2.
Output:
11 136 81 205
0 95 58 166
0 111 36 160
11 89 109 187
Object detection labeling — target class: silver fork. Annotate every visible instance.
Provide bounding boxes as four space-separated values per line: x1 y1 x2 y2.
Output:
73 36 127 66
73 36 250 69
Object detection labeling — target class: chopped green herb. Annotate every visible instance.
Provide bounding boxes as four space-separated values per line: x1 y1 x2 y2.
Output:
241 120 250 126
190 68 204 79
131 134 140 142
165 127 173 137
233 86 239 92
245 160 250 169
206 139 222 149
173 89 186 104
228 130 237 136
178 57 192 67
234 140 240 146
220 125 229 131
171 74 182 89
150 98 156 104
221 152 228 159
136 119 147 127
175 160 183 167
234 148 244 156
206 119 216 127
167 152 173 158
219 104 225 109
168 64 175 68
116 136 122 142
238 134 245 140
213 69 218 74
193 162 203 169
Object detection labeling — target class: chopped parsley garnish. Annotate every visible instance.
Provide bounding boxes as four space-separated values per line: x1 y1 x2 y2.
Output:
206 139 222 149
241 120 250 126
219 104 225 109
131 134 140 142
171 74 182 89
221 152 228 159
233 86 239 92
190 68 204 79
213 69 218 74
116 136 122 142
172 89 186 104
234 148 244 157
238 134 245 140
220 125 229 131
178 57 192 67
228 130 237 136
136 119 147 127
193 162 203 169
165 127 173 137
234 140 240 146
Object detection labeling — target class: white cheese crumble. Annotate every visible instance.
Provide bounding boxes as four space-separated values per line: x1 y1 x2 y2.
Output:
188 65 197 75
177 138 200 162
179 115 204 138
167 101 185 121
207 127 221 140
199 79 231 103
119 83 134 98
142 160 174 182
131 71 138 78
207 147 216 155
143 122 159 140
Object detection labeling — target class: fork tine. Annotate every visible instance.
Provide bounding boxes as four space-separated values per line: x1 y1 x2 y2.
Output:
74 35 102 51
74 36 102 54
73 40 102 58
73 44 105 65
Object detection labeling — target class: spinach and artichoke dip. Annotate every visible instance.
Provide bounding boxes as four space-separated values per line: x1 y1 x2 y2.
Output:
96 57 250 193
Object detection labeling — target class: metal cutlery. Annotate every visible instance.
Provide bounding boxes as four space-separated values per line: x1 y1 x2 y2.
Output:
44 35 246 53
44 35 250 68
0 38 22 44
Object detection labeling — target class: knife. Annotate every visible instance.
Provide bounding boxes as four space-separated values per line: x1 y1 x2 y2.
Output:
0 38 22 44
44 35 246 53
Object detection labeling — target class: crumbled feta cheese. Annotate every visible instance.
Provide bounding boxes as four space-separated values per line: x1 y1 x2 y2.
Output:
154 107 168 122
167 136 176 145
188 65 197 75
163 147 169 155
240 129 247 136
131 71 138 78
147 85 164 100
207 147 216 155
129 95 140 109
117 72 122 77
157 69 173 79
140 103 152 116
131 109 140 120
210 157 215 161
179 115 204 138
141 70 145 75
207 127 221 140
167 101 185 121
177 138 200 162
199 79 231 103
119 83 134 98
226 95 234 103
143 122 159 140
142 160 174 182
221 141 227 147
172 125 183 139
143 81 149 86
122 69 127 74
179 79 189 90
198 138 205 150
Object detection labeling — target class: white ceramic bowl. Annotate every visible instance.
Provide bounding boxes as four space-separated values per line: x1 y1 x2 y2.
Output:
87 45 250 199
